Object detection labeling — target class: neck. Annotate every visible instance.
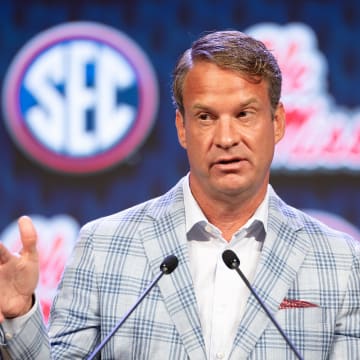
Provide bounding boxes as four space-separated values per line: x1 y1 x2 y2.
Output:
189 181 267 242
190 174 268 241
205 197 264 241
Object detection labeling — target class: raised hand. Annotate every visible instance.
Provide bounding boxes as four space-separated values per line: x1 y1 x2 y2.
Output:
0 216 39 322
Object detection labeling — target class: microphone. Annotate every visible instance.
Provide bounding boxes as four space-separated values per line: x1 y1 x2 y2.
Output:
222 249 303 360
87 254 179 360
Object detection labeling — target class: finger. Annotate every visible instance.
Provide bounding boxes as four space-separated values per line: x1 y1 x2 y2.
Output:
18 216 38 255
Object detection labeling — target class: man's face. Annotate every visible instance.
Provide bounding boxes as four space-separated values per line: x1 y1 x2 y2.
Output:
175 61 285 203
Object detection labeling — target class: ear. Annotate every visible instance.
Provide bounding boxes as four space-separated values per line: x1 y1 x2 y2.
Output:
175 110 187 149
273 102 286 144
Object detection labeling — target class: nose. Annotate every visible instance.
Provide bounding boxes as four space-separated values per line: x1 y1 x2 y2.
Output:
214 118 239 149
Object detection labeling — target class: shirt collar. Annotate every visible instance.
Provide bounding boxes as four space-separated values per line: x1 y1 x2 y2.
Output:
182 173 269 238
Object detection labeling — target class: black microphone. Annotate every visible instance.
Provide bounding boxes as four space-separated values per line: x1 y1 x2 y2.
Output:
222 249 303 360
87 254 179 360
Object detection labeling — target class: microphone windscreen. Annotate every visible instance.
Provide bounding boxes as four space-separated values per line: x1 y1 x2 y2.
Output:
160 255 179 274
222 249 240 269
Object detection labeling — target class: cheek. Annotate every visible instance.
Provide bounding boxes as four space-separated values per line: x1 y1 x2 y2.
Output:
247 124 275 156
241 124 268 147
258 133 275 163
185 135 209 161
182 123 215 159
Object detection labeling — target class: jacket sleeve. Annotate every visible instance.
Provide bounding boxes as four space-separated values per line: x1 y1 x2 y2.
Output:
0 305 50 360
329 240 360 358
47 223 101 359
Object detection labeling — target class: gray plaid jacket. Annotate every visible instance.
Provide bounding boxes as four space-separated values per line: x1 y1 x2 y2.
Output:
1 178 360 359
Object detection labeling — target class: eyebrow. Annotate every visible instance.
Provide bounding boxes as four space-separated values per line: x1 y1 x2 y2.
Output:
238 97 261 107
192 103 210 111
191 97 261 111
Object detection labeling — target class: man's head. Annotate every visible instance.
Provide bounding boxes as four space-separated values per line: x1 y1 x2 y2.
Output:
173 30 285 210
172 30 282 116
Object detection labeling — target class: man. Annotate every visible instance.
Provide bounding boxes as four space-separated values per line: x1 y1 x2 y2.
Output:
0 30 359 359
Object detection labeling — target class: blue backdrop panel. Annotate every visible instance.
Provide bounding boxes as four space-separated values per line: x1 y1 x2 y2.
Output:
0 0 359 232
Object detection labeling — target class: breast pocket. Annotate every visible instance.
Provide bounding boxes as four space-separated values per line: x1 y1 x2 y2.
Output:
260 307 333 359
276 306 328 330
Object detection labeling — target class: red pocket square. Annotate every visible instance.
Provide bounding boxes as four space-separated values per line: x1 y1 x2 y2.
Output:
279 298 319 309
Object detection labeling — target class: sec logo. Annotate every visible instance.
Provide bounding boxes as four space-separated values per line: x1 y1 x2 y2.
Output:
2 22 158 174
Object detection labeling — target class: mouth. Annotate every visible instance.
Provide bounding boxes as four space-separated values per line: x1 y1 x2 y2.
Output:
211 157 246 170
214 157 243 165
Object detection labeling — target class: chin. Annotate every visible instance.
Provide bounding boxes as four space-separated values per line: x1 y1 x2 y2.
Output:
213 183 248 197
214 175 249 189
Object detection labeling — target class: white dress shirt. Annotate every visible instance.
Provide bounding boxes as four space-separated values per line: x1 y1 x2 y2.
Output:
183 176 268 360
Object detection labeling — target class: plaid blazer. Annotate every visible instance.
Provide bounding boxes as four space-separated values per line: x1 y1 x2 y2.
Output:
2 178 360 359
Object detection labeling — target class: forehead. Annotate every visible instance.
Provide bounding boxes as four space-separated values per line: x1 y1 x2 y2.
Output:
182 62 270 103
186 59 264 80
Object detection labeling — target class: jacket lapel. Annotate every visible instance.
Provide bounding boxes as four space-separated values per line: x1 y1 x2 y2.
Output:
140 180 207 359
230 188 311 359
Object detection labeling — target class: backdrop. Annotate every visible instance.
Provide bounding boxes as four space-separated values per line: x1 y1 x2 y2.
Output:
1 0 359 321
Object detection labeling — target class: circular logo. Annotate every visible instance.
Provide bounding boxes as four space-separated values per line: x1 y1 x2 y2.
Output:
2 22 158 174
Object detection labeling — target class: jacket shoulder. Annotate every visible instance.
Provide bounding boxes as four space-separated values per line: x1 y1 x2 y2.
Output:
269 186 359 254
81 178 185 235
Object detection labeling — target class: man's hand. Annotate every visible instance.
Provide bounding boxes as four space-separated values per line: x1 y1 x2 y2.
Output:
0 216 39 322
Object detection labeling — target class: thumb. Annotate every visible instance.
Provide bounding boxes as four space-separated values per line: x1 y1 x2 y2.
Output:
18 215 38 255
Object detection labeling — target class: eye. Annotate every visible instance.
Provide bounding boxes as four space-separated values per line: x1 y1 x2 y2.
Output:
238 111 248 117
198 113 212 121
237 109 257 121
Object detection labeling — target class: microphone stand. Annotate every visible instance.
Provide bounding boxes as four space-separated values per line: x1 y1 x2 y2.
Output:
222 250 304 360
87 255 178 360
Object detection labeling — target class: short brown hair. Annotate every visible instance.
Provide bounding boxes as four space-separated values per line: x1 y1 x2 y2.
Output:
172 30 282 115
